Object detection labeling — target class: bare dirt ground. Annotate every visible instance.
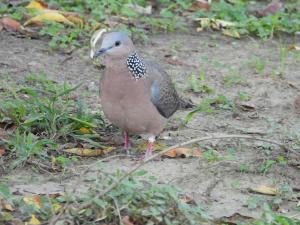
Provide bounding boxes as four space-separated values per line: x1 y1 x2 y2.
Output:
1 31 300 222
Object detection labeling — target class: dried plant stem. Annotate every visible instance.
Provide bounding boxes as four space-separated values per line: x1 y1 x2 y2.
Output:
78 134 293 210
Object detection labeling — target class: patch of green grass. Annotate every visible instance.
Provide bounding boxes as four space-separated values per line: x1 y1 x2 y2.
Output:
194 0 300 39
0 170 209 224
201 148 224 162
0 74 104 168
186 67 214 94
236 91 251 101
184 94 234 124
223 70 245 86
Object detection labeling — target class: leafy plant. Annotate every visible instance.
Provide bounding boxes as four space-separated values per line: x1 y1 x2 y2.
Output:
0 74 104 167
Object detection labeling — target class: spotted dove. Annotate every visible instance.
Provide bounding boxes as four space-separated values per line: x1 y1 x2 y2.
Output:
94 31 179 159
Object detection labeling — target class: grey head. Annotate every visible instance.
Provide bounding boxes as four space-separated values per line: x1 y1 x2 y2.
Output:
93 32 134 59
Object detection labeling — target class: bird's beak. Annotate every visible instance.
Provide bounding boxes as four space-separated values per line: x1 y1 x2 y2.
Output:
93 46 112 59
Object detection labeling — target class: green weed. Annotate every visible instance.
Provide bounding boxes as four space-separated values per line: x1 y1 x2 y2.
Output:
194 0 300 39
184 94 234 124
0 74 104 168
186 67 214 94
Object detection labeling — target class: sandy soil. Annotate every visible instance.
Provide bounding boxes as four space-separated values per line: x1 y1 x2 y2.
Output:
1 31 300 221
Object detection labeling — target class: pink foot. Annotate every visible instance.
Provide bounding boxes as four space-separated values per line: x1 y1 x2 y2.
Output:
124 131 130 155
142 137 155 161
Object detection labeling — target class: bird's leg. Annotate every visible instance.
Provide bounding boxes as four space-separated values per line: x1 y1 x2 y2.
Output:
144 136 155 160
123 131 130 155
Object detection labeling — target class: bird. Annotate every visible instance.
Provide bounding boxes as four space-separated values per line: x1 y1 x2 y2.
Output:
93 31 180 159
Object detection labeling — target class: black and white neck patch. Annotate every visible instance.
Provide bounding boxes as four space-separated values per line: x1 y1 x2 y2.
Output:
126 52 147 79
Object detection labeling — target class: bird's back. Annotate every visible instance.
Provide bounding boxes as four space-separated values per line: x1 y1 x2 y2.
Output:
145 60 180 118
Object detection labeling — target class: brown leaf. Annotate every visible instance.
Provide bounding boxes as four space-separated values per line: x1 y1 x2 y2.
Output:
163 147 201 158
0 18 21 32
62 147 115 156
122 216 134 225
189 0 210 11
0 23 3 31
237 102 256 111
1 200 14 211
288 45 300 51
0 148 5 157
64 14 85 26
23 196 42 209
215 212 254 224
179 194 196 205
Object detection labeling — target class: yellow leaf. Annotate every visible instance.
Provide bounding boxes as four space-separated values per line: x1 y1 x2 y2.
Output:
63 147 115 156
249 185 277 195
3 203 14 211
222 29 240 39
24 11 74 26
288 45 300 51
25 0 48 10
26 214 41 225
196 17 236 31
163 148 202 158
79 127 91 134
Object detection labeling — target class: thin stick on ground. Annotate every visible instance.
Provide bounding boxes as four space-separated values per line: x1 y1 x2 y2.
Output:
78 134 294 210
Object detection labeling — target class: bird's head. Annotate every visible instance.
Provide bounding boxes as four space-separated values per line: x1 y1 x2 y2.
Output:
93 32 134 59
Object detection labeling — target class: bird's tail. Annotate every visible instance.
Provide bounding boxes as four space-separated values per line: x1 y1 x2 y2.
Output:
178 96 195 110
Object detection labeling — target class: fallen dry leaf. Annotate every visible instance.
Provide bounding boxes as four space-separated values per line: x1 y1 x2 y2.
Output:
26 0 48 10
79 127 91 134
222 29 240 39
179 194 196 205
164 147 201 158
0 200 14 211
0 23 3 31
24 11 75 26
165 58 196 68
90 28 108 59
0 18 21 32
237 102 256 111
215 212 254 224
288 45 300 51
64 14 84 26
122 216 134 225
196 18 237 37
249 185 277 196
63 147 115 156
189 0 210 11
23 196 42 209
25 214 41 225
0 148 5 157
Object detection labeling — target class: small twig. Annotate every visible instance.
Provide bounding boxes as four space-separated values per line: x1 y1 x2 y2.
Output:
112 197 122 224
27 159 58 174
48 202 70 225
78 134 291 210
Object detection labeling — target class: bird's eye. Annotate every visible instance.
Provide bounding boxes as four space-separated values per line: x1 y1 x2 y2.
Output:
115 41 121 46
